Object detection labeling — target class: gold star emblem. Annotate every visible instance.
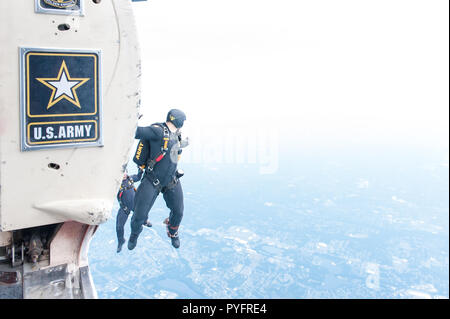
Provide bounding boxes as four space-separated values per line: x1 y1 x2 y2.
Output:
36 60 90 109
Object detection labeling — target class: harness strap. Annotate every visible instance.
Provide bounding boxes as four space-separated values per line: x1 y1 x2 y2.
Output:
145 170 179 193
118 176 137 211
163 176 179 192
120 185 135 191
145 170 163 192
147 124 170 171
117 191 130 212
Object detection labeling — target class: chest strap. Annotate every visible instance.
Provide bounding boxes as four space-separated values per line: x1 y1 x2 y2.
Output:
147 124 170 171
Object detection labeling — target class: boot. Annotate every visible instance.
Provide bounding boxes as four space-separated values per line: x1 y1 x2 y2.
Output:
170 236 180 249
144 220 152 227
128 233 138 250
164 218 180 249
117 238 126 253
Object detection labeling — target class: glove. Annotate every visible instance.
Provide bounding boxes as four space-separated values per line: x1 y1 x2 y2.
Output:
137 113 146 126
180 136 189 148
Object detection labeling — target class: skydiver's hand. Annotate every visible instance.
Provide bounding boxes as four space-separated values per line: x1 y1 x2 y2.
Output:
180 136 189 148
137 113 145 126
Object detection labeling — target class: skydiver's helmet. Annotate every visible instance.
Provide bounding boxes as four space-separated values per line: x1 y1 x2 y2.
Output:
167 109 186 129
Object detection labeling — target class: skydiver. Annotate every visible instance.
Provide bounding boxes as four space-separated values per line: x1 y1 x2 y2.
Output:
116 169 152 253
128 109 189 250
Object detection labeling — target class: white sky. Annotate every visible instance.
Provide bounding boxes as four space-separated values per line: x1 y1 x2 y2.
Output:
133 0 449 149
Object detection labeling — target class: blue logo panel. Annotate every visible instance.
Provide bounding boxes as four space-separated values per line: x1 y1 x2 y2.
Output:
41 0 79 9
20 48 102 151
35 0 84 15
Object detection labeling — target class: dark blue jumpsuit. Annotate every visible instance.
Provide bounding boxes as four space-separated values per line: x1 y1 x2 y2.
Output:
130 123 184 239
116 170 143 244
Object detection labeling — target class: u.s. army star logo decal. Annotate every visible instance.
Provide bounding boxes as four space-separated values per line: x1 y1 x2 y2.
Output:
36 60 90 109
20 47 102 151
